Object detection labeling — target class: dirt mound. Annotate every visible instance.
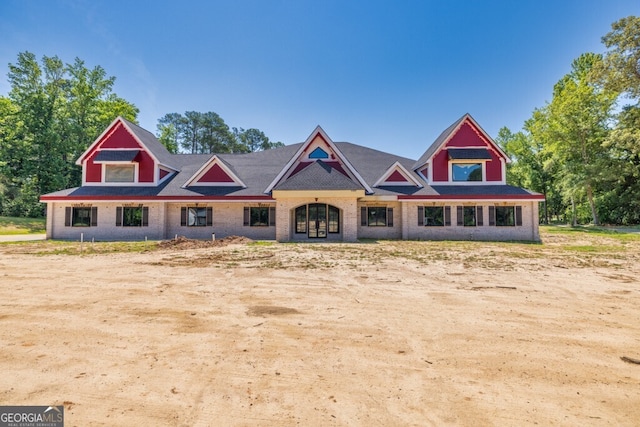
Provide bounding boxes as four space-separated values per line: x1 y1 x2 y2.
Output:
157 235 253 250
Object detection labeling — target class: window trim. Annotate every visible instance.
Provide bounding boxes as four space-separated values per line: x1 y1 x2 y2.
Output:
457 205 483 227
451 161 484 182
116 206 149 227
328 205 340 233
361 206 394 227
103 163 137 184
65 206 97 227
243 206 276 227
488 205 523 227
180 206 213 227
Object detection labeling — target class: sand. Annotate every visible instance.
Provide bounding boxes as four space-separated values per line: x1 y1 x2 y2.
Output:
0 231 639 426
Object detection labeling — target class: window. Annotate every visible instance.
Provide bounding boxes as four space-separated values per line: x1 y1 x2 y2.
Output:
295 206 307 233
368 207 386 226
328 205 340 233
244 206 276 227
105 164 135 182
309 147 329 159
181 207 212 227
64 207 97 227
496 206 515 226
452 163 482 182
251 207 268 226
457 206 484 227
489 206 523 226
116 206 148 227
361 207 394 227
424 207 444 226
463 207 476 226
418 206 451 226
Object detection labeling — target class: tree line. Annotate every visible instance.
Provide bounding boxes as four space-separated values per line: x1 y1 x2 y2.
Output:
156 112 283 154
496 16 640 225
0 52 282 217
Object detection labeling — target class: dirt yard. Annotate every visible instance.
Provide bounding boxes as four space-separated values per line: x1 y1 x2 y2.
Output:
1 229 639 426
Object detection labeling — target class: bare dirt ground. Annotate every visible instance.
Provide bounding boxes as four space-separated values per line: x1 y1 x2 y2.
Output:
1 230 639 426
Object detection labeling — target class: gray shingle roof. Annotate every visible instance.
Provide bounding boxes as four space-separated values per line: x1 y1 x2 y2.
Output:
274 160 364 191
413 114 467 170
43 119 541 201
447 148 492 160
94 150 140 162
121 118 177 168
431 185 539 196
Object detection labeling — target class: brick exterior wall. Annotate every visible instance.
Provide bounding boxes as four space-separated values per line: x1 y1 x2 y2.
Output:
45 200 540 242
275 197 360 242
47 202 166 241
357 201 402 240
45 201 277 241
165 202 276 241
401 201 540 241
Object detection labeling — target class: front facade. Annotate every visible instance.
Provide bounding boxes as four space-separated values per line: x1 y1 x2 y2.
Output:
40 114 545 242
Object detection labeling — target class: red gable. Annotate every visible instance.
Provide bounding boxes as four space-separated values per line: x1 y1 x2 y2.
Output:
79 118 158 184
197 163 236 183
431 116 506 183
98 123 143 149
386 170 409 183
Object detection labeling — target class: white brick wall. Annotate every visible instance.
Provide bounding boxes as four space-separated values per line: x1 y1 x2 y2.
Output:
47 202 166 241
45 200 540 242
46 201 278 241
165 203 276 241
357 201 403 240
401 201 540 241
275 197 359 242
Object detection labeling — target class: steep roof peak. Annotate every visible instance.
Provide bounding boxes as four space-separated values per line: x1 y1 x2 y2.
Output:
412 113 508 171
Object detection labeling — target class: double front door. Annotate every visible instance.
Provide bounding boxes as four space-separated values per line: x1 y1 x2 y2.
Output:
308 203 327 238
295 203 339 238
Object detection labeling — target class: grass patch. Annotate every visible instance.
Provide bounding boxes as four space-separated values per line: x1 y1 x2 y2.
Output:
248 241 275 246
562 245 604 253
12 239 160 255
0 216 45 235
541 224 640 240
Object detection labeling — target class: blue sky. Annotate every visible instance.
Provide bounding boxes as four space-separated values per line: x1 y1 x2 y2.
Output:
1 0 638 159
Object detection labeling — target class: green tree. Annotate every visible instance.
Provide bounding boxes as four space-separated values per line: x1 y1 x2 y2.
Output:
157 112 282 154
157 111 235 154
545 53 617 225
1 51 138 217
598 105 640 224
198 111 236 153
496 118 557 224
156 112 181 154
5 52 67 214
595 16 640 224
233 127 284 152
597 16 640 99
61 58 138 187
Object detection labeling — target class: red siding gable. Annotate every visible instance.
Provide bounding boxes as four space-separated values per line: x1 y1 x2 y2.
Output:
445 122 487 147
135 150 155 183
85 151 102 182
99 123 143 150
80 120 158 184
386 170 408 182
197 163 236 183
432 150 449 182
486 150 503 181
431 118 504 182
